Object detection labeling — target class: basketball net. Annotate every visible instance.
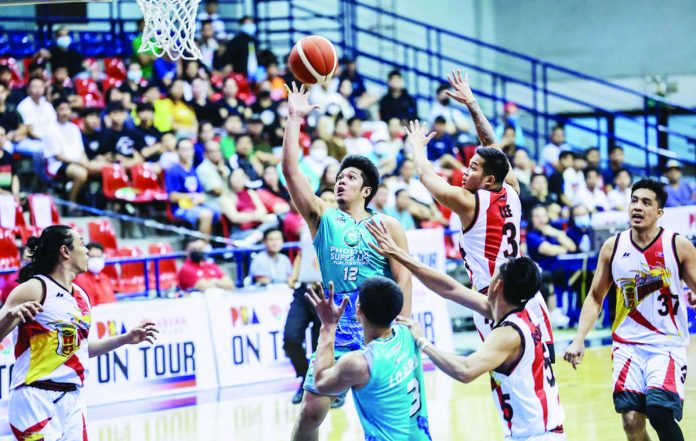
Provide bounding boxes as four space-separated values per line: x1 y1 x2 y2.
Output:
136 0 202 60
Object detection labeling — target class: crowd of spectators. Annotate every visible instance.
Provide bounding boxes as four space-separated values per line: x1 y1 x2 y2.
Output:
1 10 695 321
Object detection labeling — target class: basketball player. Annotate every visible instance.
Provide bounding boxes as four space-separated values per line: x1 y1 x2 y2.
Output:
368 224 564 440
405 69 553 348
305 278 431 440
564 179 696 441
0 225 159 440
281 82 412 441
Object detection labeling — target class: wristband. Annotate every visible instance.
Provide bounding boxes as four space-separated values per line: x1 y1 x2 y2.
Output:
417 337 431 351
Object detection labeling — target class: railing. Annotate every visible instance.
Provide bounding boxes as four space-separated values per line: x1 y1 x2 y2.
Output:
1 0 694 173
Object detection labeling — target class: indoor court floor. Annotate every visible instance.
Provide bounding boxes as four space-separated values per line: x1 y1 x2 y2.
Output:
74 342 695 441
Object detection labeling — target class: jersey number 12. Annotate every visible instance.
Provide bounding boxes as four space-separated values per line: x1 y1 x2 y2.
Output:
343 267 358 281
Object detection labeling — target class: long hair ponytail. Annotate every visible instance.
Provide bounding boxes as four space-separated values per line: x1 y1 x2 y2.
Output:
17 225 75 283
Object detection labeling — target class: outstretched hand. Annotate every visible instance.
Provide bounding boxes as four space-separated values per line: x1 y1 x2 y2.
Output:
395 315 425 342
124 320 159 345
445 69 475 105
403 120 435 151
366 220 401 259
305 282 348 326
284 81 321 117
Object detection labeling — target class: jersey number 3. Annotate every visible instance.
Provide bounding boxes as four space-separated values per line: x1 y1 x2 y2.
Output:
502 223 518 258
343 267 358 281
407 378 421 417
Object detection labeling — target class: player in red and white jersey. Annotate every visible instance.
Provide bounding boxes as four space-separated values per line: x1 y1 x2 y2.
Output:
0 225 158 441
565 179 696 441
406 70 553 347
372 241 566 440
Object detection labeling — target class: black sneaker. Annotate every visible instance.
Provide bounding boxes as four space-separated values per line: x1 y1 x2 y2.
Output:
330 396 345 409
291 387 304 405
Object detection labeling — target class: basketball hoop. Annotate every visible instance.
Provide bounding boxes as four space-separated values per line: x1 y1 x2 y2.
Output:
136 0 202 60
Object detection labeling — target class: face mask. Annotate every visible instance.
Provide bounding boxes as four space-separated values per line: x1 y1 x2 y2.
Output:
87 257 105 274
127 70 142 83
56 36 72 49
310 149 327 161
190 250 205 263
240 23 256 36
574 214 591 229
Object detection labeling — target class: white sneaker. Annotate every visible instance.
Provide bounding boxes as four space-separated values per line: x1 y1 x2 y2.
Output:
550 308 570 329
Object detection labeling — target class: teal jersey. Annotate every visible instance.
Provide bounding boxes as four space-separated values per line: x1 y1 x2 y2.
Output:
353 325 431 441
313 207 393 349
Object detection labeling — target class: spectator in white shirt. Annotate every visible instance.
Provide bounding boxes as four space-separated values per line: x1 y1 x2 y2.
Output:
541 125 571 174
249 229 293 285
573 167 609 213
310 81 353 119
16 76 57 155
607 168 633 211
197 0 227 40
197 20 220 71
345 117 373 157
429 83 469 133
386 158 433 206
44 99 90 204
563 152 587 204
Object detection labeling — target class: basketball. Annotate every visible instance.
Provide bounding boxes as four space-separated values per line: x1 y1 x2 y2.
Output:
288 35 338 84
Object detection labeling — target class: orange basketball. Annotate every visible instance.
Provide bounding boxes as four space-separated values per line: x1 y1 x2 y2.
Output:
288 35 338 84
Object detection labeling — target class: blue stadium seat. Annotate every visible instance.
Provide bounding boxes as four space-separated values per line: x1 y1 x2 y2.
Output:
6 31 35 58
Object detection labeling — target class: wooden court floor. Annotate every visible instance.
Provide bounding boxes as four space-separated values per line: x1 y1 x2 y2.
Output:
84 343 695 441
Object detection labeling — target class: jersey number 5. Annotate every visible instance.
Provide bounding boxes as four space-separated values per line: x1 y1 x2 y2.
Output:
502 223 518 258
343 267 358 281
407 378 421 417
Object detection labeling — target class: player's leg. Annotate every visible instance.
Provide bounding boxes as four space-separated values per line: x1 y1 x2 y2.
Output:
644 346 686 441
61 391 89 441
8 387 63 441
612 343 649 441
291 390 333 441
284 283 314 403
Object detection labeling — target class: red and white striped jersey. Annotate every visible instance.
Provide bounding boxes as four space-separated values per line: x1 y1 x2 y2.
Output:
11 274 92 390
490 308 565 440
610 228 689 347
458 183 553 347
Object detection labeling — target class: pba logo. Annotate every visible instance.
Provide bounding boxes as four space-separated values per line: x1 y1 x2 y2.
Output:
344 228 362 248
230 306 260 327
96 320 127 339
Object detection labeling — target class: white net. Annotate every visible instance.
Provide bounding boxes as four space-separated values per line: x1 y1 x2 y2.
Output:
136 0 202 60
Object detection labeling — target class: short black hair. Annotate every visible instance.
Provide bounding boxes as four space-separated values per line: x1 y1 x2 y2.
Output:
585 146 599 155
358 276 403 327
387 69 402 79
530 172 547 183
475 147 509 184
609 145 624 154
632 179 668 208
81 107 100 117
136 102 154 113
559 150 575 160
551 124 564 133
338 155 380 207
263 228 283 241
347 116 362 126
238 15 253 24
436 83 449 94
201 19 213 27
615 168 632 180
86 242 104 252
498 257 541 306
106 102 126 114
434 115 447 125
27 75 44 86
52 97 69 108
584 166 600 178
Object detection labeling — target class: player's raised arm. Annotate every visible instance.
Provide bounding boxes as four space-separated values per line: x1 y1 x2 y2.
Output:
446 70 520 193
366 220 492 319
675 235 696 309
406 120 475 216
378 216 414 317
305 283 370 394
563 235 617 369
398 316 518 383
281 82 326 235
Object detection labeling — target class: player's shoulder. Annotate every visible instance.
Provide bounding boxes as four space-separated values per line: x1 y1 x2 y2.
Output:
6 277 44 306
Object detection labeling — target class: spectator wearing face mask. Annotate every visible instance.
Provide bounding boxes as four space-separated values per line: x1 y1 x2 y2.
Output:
178 239 235 291
33 26 83 78
607 168 633 211
224 16 258 78
74 242 116 306
299 139 339 192
566 205 593 253
429 83 470 133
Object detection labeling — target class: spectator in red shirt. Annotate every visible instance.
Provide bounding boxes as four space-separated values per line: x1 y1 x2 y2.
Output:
178 239 234 291
74 242 116 306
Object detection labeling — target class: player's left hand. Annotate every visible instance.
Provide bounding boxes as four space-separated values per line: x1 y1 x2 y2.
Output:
395 315 425 341
366 220 400 258
306 282 348 326
687 290 696 310
445 69 476 105
124 320 159 345
403 120 435 150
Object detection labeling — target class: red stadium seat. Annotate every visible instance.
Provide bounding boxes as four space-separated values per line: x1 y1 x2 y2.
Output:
104 57 126 81
102 164 131 200
130 164 168 202
103 247 119 286
88 219 118 253
0 229 20 291
28 194 61 231
0 195 36 244
147 243 178 291
0 57 24 87
115 246 146 293
102 77 122 93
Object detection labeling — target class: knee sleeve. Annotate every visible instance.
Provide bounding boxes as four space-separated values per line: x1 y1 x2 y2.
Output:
646 406 683 441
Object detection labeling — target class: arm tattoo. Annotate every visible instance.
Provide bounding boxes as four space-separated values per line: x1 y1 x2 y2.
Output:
467 100 497 146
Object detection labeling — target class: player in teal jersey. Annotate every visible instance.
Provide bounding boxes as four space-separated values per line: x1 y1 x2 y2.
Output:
305 278 431 441
281 83 412 441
